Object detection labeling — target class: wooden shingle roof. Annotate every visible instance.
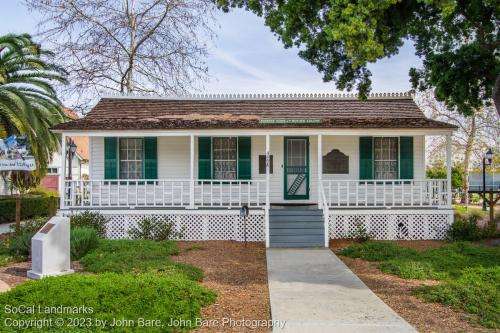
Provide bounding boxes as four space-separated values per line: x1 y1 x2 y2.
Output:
52 95 457 131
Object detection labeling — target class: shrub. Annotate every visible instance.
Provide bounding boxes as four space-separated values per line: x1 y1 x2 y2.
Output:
70 211 108 237
129 216 182 241
9 232 35 256
0 238 16 267
447 212 484 241
28 187 58 198
9 217 48 236
70 227 99 260
0 196 57 224
0 272 217 333
81 239 202 281
348 220 372 242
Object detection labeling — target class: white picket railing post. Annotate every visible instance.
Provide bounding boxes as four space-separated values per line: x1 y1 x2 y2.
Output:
319 182 329 247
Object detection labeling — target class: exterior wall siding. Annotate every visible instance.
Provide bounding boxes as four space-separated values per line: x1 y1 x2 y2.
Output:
90 135 427 204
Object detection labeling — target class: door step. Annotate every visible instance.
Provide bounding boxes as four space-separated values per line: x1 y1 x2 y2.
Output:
269 208 325 248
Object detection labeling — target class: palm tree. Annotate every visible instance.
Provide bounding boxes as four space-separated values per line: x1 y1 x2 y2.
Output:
0 33 67 175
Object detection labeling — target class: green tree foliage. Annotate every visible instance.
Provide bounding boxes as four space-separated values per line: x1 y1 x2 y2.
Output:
0 33 67 175
217 0 499 115
426 160 464 189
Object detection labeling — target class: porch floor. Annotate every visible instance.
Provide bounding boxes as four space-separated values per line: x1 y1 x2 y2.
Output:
266 249 416 332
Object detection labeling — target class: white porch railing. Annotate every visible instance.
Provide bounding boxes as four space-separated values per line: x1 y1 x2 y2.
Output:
63 179 267 209
318 181 330 247
321 179 449 208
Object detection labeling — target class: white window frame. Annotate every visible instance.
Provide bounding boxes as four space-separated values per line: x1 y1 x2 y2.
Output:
119 138 144 180
212 137 238 180
373 136 399 180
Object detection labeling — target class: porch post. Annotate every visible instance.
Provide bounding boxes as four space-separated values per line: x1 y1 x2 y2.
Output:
265 134 270 208
265 134 270 248
189 135 195 209
59 133 67 210
317 134 323 208
446 134 452 207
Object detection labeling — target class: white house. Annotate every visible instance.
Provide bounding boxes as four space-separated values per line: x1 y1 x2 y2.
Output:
52 92 457 247
39 137 89 192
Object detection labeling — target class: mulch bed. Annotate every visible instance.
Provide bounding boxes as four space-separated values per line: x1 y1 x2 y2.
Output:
1 240 271 332
0 262 30 288
173 241 271 333
330 239 497 333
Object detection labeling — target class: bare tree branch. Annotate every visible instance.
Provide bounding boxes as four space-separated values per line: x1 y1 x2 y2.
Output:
415 90 500 202
25 0 215 111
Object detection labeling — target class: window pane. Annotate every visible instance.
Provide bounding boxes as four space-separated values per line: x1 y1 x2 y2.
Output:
119 138 143 179
213 137 237 180
374 137 398 180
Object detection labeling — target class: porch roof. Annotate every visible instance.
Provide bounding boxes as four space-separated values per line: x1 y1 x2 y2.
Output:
52 93 457 131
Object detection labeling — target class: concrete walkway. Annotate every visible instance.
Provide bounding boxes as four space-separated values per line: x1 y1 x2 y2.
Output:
266 249 416 333
0 223 13 234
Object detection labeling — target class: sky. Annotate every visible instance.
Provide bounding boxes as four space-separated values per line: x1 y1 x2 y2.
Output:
0 1 422 95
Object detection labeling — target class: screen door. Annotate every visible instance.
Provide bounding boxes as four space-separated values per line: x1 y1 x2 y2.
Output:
284 137 309 200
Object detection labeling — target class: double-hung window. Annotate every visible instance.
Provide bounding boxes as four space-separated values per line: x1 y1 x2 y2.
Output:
119 138 143 179
212 137 237 180
374 137 398 180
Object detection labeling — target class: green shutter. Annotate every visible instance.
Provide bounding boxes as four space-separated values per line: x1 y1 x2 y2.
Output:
104 137 118 179
399 136 414 179
237 137 251 180
144 137 158 179
359 136 373 180
198 137 212 179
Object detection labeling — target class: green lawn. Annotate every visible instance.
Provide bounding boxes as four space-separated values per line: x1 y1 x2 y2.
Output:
0 239 216 332
339 241 500 328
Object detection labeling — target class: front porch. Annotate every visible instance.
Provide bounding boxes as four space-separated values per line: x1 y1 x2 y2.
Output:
61 131 453 209
59 130 454 246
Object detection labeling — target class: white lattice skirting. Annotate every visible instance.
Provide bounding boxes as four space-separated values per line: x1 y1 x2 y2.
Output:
63 210 265 241
328 210 453 240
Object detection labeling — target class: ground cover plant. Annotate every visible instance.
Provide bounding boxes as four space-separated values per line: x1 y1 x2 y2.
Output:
0 239 215 332
339 241 500 328
0 272 216 333
80 239 203 280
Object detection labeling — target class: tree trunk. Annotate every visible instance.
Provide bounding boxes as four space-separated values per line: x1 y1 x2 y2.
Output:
15 196 21 227
462 112 476 206
126 0 136 93
494 74 500 116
